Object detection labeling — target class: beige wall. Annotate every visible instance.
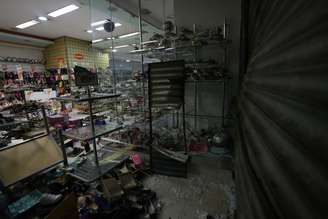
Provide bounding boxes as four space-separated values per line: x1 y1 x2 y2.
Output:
43 37 66 68
44 37 109 69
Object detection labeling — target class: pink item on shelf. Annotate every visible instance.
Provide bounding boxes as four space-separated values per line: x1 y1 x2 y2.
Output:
67 124 76 129
47 115 65 127
130 154 143 168
188 143 208 152
54 124 63 129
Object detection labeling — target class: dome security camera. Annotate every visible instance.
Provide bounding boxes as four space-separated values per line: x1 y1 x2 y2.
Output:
104 20 115 32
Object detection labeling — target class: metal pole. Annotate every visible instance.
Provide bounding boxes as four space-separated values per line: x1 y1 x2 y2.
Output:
176 109 179 128
41 105 50 135
221 78 226 127
59 129 68 167
193 24 197 63
194 81 198 130
147 67 153 169
182 97 187 154
88 87 100 167
138 0 147 128
222 17 228 128
22 90 30 124
110 53 119 120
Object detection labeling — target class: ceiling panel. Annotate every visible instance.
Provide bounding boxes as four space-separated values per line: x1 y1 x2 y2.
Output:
0 0 161 45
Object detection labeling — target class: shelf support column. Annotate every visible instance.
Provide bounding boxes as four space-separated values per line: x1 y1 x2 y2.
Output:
87 87 100 168
59 129 68 167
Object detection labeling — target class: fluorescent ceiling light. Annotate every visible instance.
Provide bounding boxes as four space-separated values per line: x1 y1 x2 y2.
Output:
165 47 175 51
126 60 131 62
86 30 93 33
114 45 129 49
91 20 122 27
107 37 113 40
119 32 140 39
16 20 39 29
112 49 117 52
92 39 103 43
38 16 48 21
48 4 79 18
155 46 165 50
96 26 104 31
142 40 159 44
129 49 147 53
91 20 107 26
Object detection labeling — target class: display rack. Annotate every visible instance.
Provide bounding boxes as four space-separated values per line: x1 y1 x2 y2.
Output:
56 88 124 182
0 101 56 187
185 78 228 129
148 60 188 177
131 19 231 132
0 99 51 139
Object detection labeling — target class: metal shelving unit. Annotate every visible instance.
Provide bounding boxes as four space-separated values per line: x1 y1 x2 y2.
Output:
185 78 228 129
56 89 125 182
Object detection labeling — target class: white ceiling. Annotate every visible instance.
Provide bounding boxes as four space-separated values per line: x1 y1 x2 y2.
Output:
0 0 174 60
0 0 140 41
0 0 88 40
0 0 172 40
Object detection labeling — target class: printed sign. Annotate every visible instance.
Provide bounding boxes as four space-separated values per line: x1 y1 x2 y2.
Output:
74 53 84 60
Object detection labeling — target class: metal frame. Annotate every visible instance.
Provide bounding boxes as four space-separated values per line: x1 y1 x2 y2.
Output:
147 60 187 170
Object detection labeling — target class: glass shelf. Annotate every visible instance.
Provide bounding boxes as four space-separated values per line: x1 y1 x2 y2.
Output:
62 123 122 141
53 93 121 102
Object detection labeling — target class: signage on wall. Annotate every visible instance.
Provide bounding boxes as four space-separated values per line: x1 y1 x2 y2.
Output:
74 53 84 60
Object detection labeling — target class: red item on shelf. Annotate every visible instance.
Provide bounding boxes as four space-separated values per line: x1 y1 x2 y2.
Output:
188 143 208 152
130 154 143 168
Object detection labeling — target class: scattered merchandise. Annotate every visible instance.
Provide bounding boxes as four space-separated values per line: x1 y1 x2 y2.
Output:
0 56 43 64
7 190 43 217
0 5 234 219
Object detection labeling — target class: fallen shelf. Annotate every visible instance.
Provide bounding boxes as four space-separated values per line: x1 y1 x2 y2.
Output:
68 145 130 183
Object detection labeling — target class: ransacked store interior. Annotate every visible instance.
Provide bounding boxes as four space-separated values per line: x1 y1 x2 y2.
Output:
0 0 327 218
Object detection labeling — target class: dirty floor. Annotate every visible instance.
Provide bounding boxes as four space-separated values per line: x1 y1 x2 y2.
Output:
143 154 235 219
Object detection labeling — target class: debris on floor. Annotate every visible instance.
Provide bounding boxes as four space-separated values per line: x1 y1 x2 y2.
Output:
143 155 235 219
